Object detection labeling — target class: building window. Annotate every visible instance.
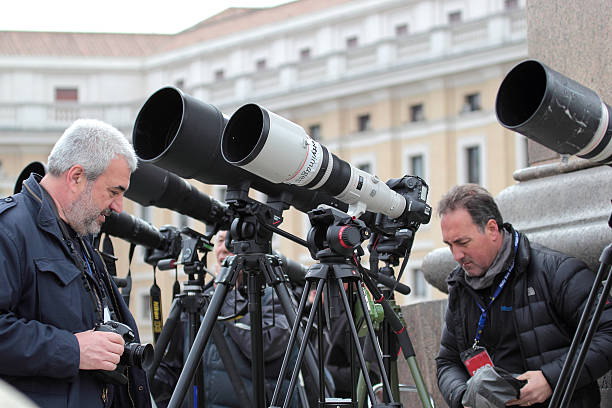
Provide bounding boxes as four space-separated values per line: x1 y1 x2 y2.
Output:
308 124 321 141
357 114 371 132
214 69 225 80
300 48 311 60
177 213 189 230
346 36 358 49
256 58 267 71
395 24 409 37
357 162 372 173
448 11 462 24
137 205 152 223
141 293 151 320
409 103 425 122
411 268 427 298
466 146 481 184
55 87 78 102
213 185 227 202
505 0 519 9
462 92 481 113
409 154 425 179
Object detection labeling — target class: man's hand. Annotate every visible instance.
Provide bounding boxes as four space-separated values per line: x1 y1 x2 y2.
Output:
75 330 124 371
506 370 552 406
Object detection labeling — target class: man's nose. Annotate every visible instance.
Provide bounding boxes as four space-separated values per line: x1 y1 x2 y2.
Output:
451 247 464 263
110 196 123 213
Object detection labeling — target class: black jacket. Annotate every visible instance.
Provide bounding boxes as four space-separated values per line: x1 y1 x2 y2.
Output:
151 286 297 408
436 225 612 408
0 175 151 408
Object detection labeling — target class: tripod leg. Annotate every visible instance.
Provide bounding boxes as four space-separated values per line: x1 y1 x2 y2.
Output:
269 272 328 396
147 297 183 379
335 277 378 405
354 282 395 403
248 271 266 408
167 282 232 408
281 279 327 408
556 246 612 408
269 279 313 406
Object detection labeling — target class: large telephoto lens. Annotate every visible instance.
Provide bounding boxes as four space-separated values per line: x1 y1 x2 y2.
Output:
102 211 165 250
496 59 612 164
132 87 345 214
126 160 230 228
222 104 407 218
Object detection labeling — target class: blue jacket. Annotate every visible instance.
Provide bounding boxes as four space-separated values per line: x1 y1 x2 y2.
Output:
0 175 151 408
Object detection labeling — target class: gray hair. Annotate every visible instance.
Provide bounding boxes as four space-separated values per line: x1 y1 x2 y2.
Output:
47 119 138 180
437 184 503 232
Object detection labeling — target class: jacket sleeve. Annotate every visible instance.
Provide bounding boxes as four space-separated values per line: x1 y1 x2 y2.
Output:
0 228 80 378
436 311 469 408
540 256 612 389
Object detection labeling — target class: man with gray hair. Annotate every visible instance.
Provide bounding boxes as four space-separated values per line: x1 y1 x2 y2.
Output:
435 184 612 408
0 119 151 408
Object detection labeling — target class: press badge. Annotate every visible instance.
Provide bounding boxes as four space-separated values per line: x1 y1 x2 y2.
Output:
460 346 494 376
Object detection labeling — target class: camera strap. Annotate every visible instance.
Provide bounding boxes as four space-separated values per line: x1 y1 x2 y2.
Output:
149 265 163 344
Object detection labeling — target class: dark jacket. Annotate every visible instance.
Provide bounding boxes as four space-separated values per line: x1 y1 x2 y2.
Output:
151 286 297 408
436 225 612 408
0 175 151 408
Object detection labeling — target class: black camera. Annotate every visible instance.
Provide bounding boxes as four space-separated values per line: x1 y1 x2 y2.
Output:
94 321 154 385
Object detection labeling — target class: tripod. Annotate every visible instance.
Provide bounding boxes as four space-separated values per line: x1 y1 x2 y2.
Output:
166 184 328 408
362 232 433 407
271 206 409 408
146 228 252 407
548 210 612 408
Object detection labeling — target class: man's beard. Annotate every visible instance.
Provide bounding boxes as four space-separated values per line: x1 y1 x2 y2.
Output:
64 181 110 236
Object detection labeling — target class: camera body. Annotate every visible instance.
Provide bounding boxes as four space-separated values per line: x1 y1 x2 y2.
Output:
94 321 153 385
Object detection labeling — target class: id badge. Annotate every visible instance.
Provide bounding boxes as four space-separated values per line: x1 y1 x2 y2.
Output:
460 346 494 376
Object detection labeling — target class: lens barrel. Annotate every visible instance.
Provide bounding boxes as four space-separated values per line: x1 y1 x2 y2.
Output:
126 160 230 228
102 211 165 250
123 342 154 369
222 103 407 218
496 59 612 164
132 87 345 214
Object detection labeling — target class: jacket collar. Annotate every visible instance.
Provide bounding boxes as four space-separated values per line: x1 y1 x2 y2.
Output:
22 174 64 241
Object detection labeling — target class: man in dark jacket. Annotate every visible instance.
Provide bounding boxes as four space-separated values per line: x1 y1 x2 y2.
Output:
435 184 612 408
0 119 151 408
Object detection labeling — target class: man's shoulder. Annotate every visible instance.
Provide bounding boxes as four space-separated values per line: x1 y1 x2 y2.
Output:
0 196 18 216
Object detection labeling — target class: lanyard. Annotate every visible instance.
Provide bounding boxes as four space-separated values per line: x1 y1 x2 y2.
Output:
472 230 519 348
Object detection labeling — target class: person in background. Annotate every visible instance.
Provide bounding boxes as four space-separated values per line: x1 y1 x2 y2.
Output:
151 230 297 408
435 184 612 408
0 119 151 408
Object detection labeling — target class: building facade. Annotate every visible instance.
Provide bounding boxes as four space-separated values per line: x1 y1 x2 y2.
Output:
0 0 527 341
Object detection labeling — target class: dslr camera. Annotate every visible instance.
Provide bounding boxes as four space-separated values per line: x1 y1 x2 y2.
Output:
94 321 154 385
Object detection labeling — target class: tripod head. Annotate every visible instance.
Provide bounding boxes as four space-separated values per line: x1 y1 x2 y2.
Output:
153 227 213 288
224 181 284 256
306 205 370 261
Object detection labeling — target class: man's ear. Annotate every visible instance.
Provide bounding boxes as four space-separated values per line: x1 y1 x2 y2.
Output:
66 165 86 192
485 219 501 239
